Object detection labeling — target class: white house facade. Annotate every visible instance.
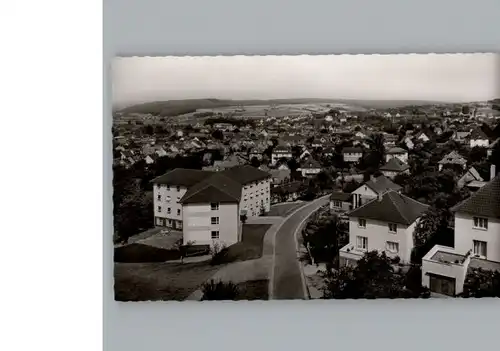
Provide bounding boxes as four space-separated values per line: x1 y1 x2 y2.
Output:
342 147 363 163
339 191 428 266
182 202 241 248
152 169 208 230
421 168 500 296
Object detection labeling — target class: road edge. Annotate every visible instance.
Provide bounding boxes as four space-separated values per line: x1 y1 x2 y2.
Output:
293 197 329 300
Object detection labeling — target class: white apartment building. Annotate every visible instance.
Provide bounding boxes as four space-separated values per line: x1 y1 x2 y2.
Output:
339 191 428 266
152 169 208 230
154 165 271 247
421 166 500 296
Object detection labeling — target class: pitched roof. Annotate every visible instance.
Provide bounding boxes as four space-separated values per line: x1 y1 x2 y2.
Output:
179 173 242 204
364 175 402 194
330 192 352 201
451 175 500 219
380 158 410 172
151 168 212 186
300 159 321 169
347 191 429 225
386 147 407 154
220 165 270 185
469 128 489 140
438 151 467 165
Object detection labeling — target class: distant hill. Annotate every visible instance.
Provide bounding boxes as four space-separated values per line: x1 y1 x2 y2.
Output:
117 98 452 117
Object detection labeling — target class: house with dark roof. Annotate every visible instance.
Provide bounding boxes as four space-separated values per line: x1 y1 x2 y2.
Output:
329 192 352 212
339 190 429 266
385 147 408 164
271 145 292 165
379 158 410 179
342 147 363 163
151 165 271 247
438 151 467 171
297 159 322 178
468 128 490 148
421 165 500 296
351 175 402 209
271 181 303 204
457 166 484 189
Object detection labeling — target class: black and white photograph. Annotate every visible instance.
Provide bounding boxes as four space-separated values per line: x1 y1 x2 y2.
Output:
112 53 500 301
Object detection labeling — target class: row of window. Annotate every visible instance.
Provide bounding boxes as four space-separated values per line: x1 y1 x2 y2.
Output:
357 219 397 233
357 217 488 234
157 185 182 192
157 206 181 215
356 236 399 253
355 238 488 258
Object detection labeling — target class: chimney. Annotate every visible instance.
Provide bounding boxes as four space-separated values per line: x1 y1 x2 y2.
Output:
377 192 383 202
370 174 376 182
491 164 497 181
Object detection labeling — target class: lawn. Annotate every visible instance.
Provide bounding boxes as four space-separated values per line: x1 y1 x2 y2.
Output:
114 243 181 263
267 202 305 217
114 243 209 263
114 261 221 301
212 224 271 264
235 280 269 300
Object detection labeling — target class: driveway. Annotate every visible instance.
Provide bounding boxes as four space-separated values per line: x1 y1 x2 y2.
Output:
271 196 329 300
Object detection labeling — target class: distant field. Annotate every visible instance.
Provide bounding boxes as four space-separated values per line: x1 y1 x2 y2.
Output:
116 98 448 118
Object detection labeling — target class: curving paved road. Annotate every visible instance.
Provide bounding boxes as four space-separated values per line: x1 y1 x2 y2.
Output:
271 196 329 300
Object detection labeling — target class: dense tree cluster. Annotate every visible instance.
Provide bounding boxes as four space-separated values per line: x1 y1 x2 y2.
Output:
320 251 430 299
460 268 500 298
302 212 348 265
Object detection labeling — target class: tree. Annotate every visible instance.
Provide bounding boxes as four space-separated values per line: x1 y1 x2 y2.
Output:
367 133 386 166
250 156 261 168
411 206 454 263
211 129 224 140
302 214 348 265
286 158 300 172
320 251 430 299
460 268 500 298
114 181 153 243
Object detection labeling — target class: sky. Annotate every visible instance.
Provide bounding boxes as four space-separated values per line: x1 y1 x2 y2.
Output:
112 54 499 108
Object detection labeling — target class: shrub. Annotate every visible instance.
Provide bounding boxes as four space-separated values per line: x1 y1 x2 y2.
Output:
391 256 401 265
201 280 239 300
210 241 229 265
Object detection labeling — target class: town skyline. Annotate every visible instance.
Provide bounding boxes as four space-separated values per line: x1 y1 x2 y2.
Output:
112 54 499 108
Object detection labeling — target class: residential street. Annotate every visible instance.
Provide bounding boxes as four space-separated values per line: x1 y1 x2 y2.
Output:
271 196 329 299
